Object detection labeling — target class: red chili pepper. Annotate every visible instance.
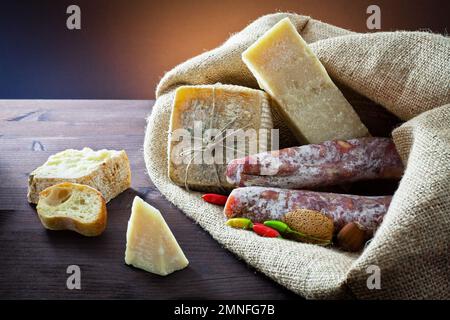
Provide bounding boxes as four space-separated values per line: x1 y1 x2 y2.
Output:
202 193 228 206
252 223 281 238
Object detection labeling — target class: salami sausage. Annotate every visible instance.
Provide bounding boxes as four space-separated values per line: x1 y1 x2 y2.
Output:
226 138 404 189
224 187 391 232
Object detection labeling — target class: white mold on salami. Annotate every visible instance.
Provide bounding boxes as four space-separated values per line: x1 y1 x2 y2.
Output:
226 137 404 189
224 186 391 233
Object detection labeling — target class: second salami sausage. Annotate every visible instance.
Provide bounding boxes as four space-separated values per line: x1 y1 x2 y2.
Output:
224 187 392 233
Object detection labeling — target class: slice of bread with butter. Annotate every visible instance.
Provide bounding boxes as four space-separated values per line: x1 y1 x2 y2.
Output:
28 148 131 204
37 182 107 236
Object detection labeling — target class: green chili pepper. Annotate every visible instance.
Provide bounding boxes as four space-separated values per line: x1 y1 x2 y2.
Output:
226 218 253 230
263 220 331 246
263 220 290 233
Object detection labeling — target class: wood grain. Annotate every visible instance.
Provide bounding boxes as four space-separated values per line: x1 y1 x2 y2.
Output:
0 100 300 300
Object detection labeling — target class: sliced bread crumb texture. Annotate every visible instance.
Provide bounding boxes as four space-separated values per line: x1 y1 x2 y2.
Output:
37 182 107 237
28 148 131 204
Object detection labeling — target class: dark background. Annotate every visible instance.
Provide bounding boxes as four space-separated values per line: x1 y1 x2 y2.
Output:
0 0 448 99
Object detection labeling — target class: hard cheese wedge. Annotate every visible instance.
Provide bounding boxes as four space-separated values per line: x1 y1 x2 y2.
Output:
125 196 189 276
242 18 369 144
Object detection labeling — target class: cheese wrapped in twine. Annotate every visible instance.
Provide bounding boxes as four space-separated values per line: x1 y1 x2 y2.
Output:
144 13 450 299
167 84 275 193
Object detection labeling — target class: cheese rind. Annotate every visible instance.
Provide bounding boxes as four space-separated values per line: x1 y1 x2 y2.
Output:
242 18 369 144
125 196 189 276
168 84 274 193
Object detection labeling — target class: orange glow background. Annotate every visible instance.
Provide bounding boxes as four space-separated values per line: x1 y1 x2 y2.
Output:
0 0 448 99
106 0 449 98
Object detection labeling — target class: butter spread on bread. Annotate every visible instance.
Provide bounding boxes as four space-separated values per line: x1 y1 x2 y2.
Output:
28 148 131 204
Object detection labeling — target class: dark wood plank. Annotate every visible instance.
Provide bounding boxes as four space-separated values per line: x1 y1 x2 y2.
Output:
0 100 299 299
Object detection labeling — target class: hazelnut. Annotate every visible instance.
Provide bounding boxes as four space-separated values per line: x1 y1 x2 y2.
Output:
337 222 367 252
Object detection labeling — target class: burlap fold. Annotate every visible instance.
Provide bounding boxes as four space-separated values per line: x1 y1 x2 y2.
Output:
144 13 450 299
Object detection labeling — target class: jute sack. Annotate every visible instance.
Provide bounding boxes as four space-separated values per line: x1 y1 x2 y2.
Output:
144 13 450 299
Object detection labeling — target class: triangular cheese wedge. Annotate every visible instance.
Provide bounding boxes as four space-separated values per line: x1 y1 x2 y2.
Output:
125 196 189 276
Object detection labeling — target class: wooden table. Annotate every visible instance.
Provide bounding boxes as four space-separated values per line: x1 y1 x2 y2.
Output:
0 100 300 299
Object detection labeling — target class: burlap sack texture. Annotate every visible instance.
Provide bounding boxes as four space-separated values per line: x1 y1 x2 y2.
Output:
144 13 450 299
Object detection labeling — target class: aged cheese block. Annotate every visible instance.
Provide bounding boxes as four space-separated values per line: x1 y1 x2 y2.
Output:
125 196 189 276
28 148 131 204
242 18 369 144
168 84 274 193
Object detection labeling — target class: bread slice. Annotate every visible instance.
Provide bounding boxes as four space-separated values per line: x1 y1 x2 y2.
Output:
28 148 131 204
36 182 107 236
